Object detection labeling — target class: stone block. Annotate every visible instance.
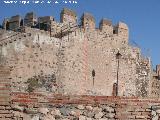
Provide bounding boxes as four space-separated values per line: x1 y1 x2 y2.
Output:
79 115 86 120
77 105 85 110
94 112 104 119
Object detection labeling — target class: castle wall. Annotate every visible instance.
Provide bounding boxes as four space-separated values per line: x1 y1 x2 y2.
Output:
0 9 152 97
150 65 160 98
0 23 151 97
151 76 160 98
0 28 59 93
57 27 151 97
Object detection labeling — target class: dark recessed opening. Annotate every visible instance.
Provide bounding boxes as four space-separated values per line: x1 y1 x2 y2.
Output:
113 30 116 34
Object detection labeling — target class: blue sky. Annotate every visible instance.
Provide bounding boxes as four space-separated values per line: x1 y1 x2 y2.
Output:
0 0 160 69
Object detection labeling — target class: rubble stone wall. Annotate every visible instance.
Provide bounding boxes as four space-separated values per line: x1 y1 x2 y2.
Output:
150 76 160 98
1 94 160 120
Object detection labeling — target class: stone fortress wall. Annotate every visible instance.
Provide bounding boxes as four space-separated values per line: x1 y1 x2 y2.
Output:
150 65 160 98
0 8 159 98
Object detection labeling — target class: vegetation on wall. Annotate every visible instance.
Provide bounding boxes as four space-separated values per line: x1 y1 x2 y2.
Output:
25 74 56 93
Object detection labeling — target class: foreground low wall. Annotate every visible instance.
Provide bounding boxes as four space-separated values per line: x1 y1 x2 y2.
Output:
0 93 160 120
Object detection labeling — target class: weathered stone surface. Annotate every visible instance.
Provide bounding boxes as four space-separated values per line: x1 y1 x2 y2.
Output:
94 112 104 119
38 108 49 115
85 111 95 118
31 116 40 120
43 114 55 120
13 111 23 117
12 105 24 112
102 106 114 113
79 115 86 120
77 105 85 110
99 118 109 120
93 107 102 113
24 108 38 114
152 110 157 116
50 108 61 116
59 107 71 116
61 118 70 120
70 110 81 117
152 115 159 120
85 106 93 111
105 113 115 118
156 109 160 114
86 118 92 120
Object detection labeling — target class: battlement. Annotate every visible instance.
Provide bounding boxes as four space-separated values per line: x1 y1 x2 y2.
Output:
99 19 113 34
116 21 128 29
24 12 37 27
81 13 95 29
60 8 77 23
113 22 129 44
1 8 129 43
61 8 77 17
38 16 54 23
38 16 54 31
9 15 21 23
100 19 112 27
2 15 22 30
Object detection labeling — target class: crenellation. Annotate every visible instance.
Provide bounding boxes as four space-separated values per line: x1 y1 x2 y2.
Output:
8 15 22 30
2 18 9 30
81 13 95 30
38 16 53 23
38 16 54 32
24 12 37 27
60 8 77 24
9 15 21 23
113 22 129 44
99 18 113 34
0 9 129 43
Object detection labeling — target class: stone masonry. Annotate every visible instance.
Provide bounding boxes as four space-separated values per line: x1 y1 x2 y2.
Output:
0 8 153 98
1 7 160 120
7 94 160 120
